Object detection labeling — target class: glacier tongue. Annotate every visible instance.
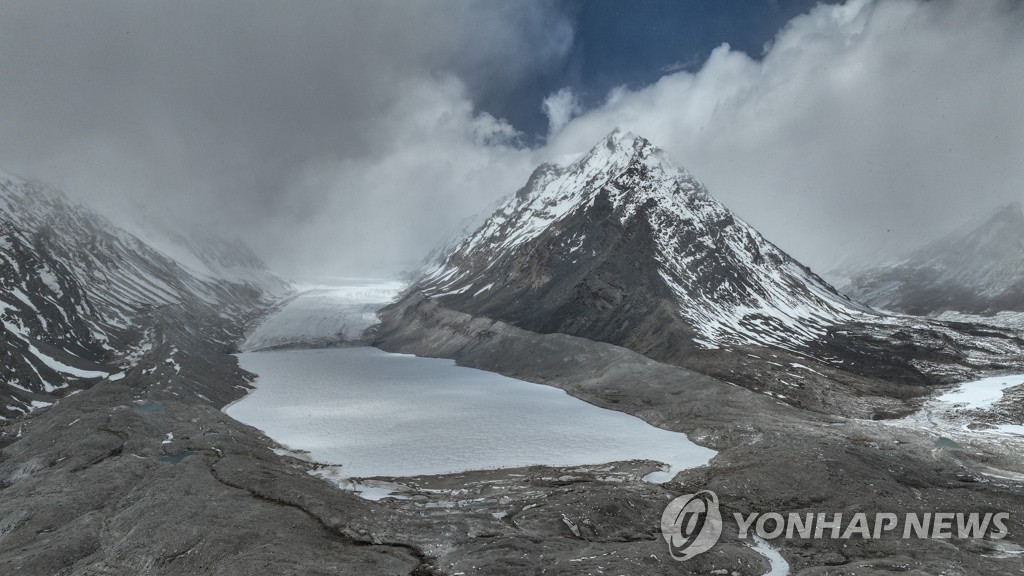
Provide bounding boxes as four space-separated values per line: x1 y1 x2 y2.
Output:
241 279 404 351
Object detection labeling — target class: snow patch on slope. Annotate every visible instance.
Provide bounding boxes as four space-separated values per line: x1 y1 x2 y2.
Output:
26 344 108 380
936 374 1024 411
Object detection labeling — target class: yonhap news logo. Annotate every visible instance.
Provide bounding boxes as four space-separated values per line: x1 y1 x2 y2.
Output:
660 489 1011 561
660 490 723 561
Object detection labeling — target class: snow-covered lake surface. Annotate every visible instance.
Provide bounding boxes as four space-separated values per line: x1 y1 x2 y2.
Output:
227 347 715 480
936 374 1024 411
241 278 404 351
878 373 1024 483
935 373 1024 438
888 373 1024 442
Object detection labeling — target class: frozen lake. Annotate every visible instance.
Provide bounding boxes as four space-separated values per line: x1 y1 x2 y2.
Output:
228 347 715 480
886 372 1024 448
936 373 1024 411
934 373 1024 437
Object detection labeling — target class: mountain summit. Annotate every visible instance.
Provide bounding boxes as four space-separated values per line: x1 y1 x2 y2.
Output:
841 201 1024 314
414 130 868 361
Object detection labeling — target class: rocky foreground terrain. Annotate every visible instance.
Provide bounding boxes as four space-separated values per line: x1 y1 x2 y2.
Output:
369 293 1024 575
4 287 1023 575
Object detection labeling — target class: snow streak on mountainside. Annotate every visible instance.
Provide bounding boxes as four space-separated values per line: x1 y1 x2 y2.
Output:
417 129 870 352
841 202 1024 315
0 171 287 418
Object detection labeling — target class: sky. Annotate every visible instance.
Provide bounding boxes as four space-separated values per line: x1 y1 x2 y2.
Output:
0 0 1022 278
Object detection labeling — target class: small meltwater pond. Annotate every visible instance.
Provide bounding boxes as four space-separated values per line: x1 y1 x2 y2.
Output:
227 347 715 481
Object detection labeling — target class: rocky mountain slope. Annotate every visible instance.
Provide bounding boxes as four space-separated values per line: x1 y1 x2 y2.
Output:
418 129 870 354
0 171 287 419
399 131 1024 402
839 202 1024 315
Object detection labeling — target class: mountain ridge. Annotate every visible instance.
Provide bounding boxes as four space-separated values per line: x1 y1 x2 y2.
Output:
388 130 1024 404
840 201 1024 315
0 172 287 418
417 129 871 355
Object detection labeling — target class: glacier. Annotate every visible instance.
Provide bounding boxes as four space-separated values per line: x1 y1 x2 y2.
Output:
241 278 404 351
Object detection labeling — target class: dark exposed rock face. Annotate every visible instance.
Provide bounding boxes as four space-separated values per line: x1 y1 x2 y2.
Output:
840 202 1024 315
439 189 694 362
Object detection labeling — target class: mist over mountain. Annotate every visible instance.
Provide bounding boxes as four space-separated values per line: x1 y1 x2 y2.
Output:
2 1 1023 277
838 202 1024 315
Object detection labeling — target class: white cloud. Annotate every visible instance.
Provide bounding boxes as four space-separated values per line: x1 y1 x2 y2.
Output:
0 1 572 277
6 0 1020 279
541 88 582 136
268 75 537 277
543 0 1024 273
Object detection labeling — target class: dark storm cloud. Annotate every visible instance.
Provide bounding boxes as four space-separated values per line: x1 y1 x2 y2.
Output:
0 1 572 274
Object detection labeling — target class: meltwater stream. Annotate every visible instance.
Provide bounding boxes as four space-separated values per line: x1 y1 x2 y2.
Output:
227 347 715 480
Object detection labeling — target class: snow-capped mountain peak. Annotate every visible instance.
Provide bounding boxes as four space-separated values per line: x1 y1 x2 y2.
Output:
415 129 869 354
447 131 701 263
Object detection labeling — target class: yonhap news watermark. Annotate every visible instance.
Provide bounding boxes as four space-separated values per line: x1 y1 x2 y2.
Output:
661 490 1011 562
